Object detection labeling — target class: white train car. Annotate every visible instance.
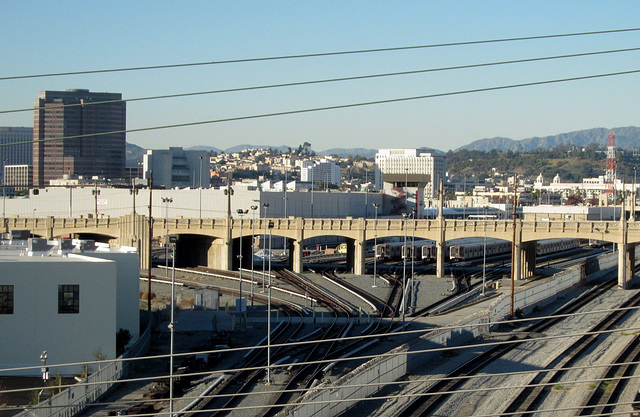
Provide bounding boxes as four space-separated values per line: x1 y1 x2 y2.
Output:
406 240 435 261
449 238 511 261
374 241 404 261
536 238 580 256
375 239 434 262
421 243 439 261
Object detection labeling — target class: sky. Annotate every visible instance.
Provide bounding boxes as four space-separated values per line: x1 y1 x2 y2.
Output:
2 1 640 153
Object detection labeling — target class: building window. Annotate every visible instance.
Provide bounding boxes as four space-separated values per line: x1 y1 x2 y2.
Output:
58 285 79 314
0 285 14 314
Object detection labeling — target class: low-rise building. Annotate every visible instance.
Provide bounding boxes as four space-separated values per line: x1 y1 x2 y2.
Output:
143 147 210 189
0 238 139 376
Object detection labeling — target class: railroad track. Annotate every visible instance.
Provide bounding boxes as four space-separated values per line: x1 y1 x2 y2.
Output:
577 333 640 415
500 287 640 416
395 278 620 417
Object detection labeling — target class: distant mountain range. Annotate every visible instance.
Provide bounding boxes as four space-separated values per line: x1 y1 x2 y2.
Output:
126 126 640 164
456 126 640 152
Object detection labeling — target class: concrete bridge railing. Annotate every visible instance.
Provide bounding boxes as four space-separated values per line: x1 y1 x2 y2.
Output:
4 215 637 287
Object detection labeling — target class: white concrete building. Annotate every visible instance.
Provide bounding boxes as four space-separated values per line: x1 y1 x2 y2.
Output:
143 147 210 189
522 205 620 221
533 173 635 202
374 148 446 216
0 127 32 185
3 164 31 194
0 239 139 376
300 159 341 187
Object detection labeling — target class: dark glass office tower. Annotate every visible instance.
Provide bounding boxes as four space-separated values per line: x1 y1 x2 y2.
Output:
33 89 126 187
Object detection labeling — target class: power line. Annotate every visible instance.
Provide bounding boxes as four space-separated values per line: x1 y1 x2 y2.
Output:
2 27 639 81
3 46 639 115
3 304 639 375
4 305 640 413
1 68 638 149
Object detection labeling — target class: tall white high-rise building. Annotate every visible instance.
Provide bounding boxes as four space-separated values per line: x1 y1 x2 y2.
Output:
375 148 446 216
300 159 341 187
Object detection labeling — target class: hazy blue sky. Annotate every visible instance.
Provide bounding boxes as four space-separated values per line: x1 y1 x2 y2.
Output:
2 1 639 152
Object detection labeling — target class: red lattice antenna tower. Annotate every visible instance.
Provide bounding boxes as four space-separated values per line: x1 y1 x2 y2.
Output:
604 133 617 198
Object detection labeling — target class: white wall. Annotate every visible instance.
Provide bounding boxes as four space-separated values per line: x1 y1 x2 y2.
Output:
0 256 117 376
69 250 140 343
4 186 385 220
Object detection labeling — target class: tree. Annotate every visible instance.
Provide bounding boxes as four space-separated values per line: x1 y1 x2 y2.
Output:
564 194 583 205
116 328 132 356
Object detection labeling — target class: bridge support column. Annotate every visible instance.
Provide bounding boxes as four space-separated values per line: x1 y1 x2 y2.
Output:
45 217 54 239
520 241 536 279
436 240 446 278
208 239 229 270
290 238 303 273
625 242 636 288
354 219 366 275
289 218 304 274
619 198 630 289
138 215 150 270
119 213 144 265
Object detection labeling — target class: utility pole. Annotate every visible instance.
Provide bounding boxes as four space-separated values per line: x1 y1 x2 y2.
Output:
147 171 153 312
237 208 248 329
372 203 380 288
162 197 173 277
250 203 259 306
199 156 203 220
225 173 233 270
510 174 518 318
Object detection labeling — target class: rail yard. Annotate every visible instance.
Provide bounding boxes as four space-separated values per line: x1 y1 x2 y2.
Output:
69 239 640 417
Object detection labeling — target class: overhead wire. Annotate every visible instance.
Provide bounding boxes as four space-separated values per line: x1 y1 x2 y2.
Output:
5 368 640 415
4 299 640 413
3 46 640 115
1 68 639 149
4 28 640 415
3 303 639 376
2 27 639 81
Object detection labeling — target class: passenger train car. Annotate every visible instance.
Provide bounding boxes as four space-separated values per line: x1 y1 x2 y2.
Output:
375 237 580 263
536 238 580 256
374 239 434 262
449 238 511 261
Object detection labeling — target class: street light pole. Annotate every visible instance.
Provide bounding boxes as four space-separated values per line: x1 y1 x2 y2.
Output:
262 203 269 291
40 350 48 403
92 180 100 219
162 197 173 277
372 203 380 288
410 208 415 311
236 208 248 329
199 156 203 220
402 212 408 323
1 159 5 228
169 237 176 417
483 206 487 296
250 204 259 306
405 168 409 214
266 220 274 384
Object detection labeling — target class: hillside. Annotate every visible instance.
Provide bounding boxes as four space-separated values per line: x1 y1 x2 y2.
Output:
458 126 640 152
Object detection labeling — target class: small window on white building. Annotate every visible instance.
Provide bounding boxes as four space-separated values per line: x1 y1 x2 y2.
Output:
0 285 14 314
58 285 79 314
